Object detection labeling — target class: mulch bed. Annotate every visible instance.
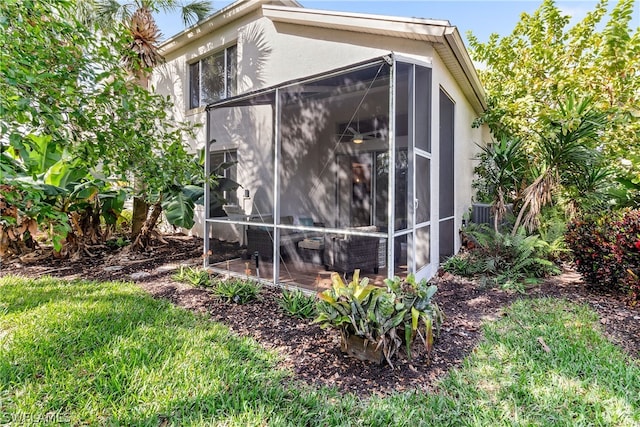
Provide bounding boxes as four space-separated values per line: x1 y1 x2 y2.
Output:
1 234 638 396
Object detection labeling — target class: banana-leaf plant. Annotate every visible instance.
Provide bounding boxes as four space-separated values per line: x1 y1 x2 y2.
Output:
315 270 444 367
1 141 127 260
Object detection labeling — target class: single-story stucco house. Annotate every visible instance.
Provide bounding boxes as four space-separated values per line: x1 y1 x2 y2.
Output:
150 0 489 288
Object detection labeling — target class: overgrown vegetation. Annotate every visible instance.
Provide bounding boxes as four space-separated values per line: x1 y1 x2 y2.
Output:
466 0 639 295
80 0 213 247
468 0 639 182
0 0 214 259
277 288 316 319
1 276 638 425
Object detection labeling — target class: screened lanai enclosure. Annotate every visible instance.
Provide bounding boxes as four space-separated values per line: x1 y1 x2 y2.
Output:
204 55 456 290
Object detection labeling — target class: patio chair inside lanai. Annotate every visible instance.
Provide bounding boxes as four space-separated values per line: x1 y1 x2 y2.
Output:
204 57 434 292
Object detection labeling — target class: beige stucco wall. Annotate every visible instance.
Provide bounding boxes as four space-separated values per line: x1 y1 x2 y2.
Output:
150 10 487 265
151 14 439 152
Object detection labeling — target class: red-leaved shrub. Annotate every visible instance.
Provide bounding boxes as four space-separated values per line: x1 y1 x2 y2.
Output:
566 209 640 304
614 210 640 304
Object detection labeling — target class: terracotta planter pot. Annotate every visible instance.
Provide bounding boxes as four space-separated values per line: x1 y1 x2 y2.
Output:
340 334 384 364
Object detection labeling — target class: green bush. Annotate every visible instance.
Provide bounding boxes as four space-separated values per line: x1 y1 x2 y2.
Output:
566 209 640 303
277 289 316 319
212 278 261 304
537 210 570 262
448 224 560 291
117 209 133 233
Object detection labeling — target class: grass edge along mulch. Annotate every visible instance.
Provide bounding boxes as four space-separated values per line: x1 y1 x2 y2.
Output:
0 275 638 426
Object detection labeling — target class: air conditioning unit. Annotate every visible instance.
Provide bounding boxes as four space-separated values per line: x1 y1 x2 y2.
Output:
471 203 513 226
471 203 492 225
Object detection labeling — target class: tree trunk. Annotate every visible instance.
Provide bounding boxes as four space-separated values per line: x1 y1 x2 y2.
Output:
131 196 149 240
511 198 531 236
130 69 150 243
131 201 162 251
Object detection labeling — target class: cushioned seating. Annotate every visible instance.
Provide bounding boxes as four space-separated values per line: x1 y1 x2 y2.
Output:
323 226 380 275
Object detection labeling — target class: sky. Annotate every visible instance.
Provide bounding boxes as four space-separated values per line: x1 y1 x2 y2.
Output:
154 0 640 46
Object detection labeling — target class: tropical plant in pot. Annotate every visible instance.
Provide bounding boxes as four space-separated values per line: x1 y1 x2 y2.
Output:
384 274 445 360
314 270 443 367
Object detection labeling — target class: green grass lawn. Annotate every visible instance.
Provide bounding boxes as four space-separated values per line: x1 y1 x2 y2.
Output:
1 275 638 426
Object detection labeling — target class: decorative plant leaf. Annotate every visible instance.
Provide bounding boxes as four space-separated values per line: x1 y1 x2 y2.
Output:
181 185 204 203
162 191 195 229
404 321 412 359
315 271 444 366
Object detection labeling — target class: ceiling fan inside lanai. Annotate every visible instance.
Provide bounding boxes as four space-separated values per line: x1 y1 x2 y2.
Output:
342 126 379 144
337 116 387 144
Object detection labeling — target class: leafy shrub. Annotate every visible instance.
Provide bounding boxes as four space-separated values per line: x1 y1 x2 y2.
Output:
450 224 560 291
565 213 623 287
315 270 443 367
277 288 316 319
442 253 486 276
567 209 640 303
116 209 132 233
615 210 640 302
212 278 261 304
537 211 570 262
172 266 211 288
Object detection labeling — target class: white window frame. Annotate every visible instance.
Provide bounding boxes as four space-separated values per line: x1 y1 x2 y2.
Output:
189 44 237 109
210 149 238 207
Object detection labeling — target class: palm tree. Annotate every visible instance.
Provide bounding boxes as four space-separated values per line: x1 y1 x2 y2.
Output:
82 0 212 245
475 136 527 233
89 0 212 84
511 96 607 234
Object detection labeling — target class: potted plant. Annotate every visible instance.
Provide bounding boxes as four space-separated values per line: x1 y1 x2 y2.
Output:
314 270 443 367
383 274 445 360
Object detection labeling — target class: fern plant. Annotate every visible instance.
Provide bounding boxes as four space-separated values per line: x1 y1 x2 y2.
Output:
447 224 560 291
442 253 485 276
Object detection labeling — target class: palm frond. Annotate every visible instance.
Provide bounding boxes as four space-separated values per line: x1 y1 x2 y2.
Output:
516 172 556 233
94 0 133 29
180 0 213 26
124 6 163 70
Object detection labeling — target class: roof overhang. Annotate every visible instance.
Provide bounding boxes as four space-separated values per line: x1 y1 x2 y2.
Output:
159 0 302 57
262 5 486 114
160 1 486 114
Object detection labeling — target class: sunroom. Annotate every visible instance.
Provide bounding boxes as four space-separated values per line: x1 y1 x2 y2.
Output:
204 55 457 291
